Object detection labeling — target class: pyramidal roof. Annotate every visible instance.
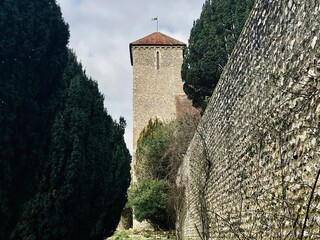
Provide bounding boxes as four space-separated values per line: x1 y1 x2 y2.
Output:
129 32 186 65
130 32 186 46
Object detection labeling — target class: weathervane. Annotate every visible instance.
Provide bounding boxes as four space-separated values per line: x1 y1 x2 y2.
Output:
151 17 158 32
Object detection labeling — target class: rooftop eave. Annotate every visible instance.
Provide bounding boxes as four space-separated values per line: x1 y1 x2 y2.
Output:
129 43 186 66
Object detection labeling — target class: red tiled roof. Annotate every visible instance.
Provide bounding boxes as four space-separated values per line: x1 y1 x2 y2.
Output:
130 32 186 46
129 32 186 65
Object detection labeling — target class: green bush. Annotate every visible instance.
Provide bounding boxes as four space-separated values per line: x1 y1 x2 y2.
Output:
129 179 169 229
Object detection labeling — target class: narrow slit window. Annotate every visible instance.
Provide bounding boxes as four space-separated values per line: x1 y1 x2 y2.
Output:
156 51 160 70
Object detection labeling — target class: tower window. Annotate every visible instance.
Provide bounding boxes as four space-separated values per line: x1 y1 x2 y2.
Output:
156 51 160 70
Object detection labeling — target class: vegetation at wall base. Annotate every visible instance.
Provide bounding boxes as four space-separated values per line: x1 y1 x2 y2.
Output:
130 115 199 231
129 179 170 230
182 0 254 112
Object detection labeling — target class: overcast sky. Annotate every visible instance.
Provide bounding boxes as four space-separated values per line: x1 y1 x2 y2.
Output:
56 0 204 153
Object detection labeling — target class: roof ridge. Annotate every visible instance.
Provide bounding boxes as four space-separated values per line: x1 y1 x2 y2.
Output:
130 32 186 46
158 32 170 44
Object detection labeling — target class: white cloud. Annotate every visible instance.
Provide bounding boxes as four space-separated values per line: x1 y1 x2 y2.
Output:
56 0 204 153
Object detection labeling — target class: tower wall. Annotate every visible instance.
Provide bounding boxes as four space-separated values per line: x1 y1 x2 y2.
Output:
132 45 184 151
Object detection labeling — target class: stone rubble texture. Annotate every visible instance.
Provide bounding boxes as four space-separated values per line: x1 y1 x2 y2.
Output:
177 0 320 239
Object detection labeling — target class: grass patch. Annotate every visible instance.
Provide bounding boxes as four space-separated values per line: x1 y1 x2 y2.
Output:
107 229 176 240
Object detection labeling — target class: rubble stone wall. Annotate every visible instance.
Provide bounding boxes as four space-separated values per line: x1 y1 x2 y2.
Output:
178 0 320 239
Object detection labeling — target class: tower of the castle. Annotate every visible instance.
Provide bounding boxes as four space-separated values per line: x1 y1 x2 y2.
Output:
130 32 186 152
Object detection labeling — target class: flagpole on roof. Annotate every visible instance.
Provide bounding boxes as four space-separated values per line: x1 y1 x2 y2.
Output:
151 17 158 32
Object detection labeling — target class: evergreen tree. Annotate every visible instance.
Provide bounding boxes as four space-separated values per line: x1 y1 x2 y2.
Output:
11 52 131 240
0 0 69 238
182 0 254 111
0 0 131 238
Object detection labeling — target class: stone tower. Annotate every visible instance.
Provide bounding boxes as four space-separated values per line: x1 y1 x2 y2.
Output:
130 32 186 152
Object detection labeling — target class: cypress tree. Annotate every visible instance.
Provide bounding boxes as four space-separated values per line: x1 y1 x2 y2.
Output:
182 0 255 112
11 52 131 240
0 0 131 238
0 0 69 237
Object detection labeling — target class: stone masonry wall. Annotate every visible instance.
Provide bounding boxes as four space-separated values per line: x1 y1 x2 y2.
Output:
132 46 184 151
177 0 320 239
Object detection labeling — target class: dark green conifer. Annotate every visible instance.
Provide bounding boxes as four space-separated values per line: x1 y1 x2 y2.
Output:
11 51 131 240
0 0 69 238
182 0 255 111
0 0 131 238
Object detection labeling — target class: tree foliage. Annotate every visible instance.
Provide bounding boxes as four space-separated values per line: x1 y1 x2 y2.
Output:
135 118 175 181
131 115 199 230
182 0 255 111
0 0 69 238
129 179 169 230
0 1 131 239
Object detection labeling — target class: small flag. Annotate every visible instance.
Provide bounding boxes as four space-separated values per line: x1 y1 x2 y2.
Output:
151 17 159 32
